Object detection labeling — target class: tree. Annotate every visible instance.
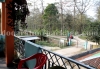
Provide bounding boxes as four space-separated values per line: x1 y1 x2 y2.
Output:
65 13 73 32
73 0 93 34
97 7 100 21
26 0 45 36
13 0 29 33
27 8 42 31
87 22 100 44
43 3 58 34
96 2 100 22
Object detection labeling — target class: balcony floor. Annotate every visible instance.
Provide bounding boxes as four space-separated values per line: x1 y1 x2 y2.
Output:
0 52 15 69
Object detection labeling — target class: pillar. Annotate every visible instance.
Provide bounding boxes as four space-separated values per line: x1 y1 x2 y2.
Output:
5 0 14 66
1 2 6 34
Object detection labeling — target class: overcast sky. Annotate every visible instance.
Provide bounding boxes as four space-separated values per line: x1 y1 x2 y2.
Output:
0 0 97 19
27 0 97 19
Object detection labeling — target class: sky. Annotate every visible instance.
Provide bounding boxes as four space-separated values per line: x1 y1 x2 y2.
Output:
86 8 96 19
27 0 97 19
0 0 97 19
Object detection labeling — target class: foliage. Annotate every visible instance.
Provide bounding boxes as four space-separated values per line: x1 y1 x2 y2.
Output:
43 4 58 18
19 0 100 37
92 35 100 44
14 0 30 32
90 22 100 35
96 4 100 21
43 3 59 32
6 0 30 34
73 0 92 34
65 14 73 31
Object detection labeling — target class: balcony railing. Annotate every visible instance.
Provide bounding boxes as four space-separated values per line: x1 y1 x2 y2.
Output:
14 36 95 69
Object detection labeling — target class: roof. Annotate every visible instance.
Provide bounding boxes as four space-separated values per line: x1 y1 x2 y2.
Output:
19 36 40 41
82 57 100 68
76 51 100 69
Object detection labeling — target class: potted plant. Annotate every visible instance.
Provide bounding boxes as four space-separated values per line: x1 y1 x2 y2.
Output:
6 0 30 33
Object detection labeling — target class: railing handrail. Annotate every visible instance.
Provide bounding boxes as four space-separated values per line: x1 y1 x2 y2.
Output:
39 47 95 69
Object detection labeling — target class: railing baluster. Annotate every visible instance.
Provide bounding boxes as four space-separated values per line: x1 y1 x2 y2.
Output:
44 62 47 69
67 60 74 69
52 62 54 67
48 60 51 68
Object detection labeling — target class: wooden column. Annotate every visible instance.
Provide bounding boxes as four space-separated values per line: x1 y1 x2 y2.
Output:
5 0 14 66
1 2 6 34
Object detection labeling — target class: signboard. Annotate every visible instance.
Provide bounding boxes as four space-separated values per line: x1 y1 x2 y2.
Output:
0 0 5 2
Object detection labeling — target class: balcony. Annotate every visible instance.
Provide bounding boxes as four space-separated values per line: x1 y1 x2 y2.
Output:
11 36 95 69
0 0 98 69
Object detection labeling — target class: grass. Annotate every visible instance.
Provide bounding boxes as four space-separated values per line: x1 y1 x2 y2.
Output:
78 35 87 40
36 41 58 47
79 35 98 43
36 40 75 49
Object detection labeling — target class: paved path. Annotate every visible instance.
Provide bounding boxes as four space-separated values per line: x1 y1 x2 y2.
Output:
44 35 97 57
73 36 97 50
53 47 82 57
